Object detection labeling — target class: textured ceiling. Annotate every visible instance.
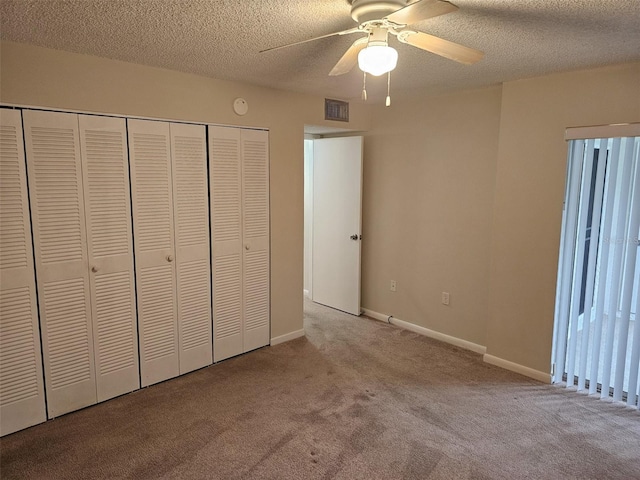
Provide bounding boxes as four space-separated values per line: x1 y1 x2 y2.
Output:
1 0 640 101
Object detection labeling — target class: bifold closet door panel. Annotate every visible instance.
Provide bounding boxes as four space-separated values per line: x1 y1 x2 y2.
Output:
170 123 212 374
128 119 179 387
0 109 46 435
23 110 97 418
241 129 270 352
79 115 139 402
209 126 243 362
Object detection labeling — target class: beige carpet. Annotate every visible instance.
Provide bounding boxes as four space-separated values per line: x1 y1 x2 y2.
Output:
1 299 639 479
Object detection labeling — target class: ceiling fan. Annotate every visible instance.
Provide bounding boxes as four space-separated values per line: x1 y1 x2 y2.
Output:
261 0 483 103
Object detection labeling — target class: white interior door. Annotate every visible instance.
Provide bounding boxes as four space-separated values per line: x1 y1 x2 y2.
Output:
312 136 363 315
23 110 97 418
209 126 243 362
79 114 139 402
128 119 179 387
170 122 212 374
241 129 270 352
0 109 46 435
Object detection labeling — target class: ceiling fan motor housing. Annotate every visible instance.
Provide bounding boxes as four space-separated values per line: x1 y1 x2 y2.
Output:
351 0 408 23
367 26 390 45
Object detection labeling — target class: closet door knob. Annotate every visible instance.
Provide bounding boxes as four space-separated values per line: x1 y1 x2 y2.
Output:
166 255 174 262
91 266 98 273
245 244 250 250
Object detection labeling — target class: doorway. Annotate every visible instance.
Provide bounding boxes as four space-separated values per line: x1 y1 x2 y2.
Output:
303 126 364 316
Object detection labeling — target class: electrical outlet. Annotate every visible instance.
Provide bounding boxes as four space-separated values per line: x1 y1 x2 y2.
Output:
442 292 450 305
390 280 397 292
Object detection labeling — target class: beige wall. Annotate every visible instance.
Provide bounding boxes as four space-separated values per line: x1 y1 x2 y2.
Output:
362 86 503 346
0 41 372 339
361 63 639 376
486 63 640 373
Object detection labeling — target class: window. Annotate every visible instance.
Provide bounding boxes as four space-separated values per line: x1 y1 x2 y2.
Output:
552 126 639 409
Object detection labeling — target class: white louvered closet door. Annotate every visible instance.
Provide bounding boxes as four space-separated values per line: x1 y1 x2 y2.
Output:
209 126 243 361
170 123 212 374
241 129 270 352
23 110 97 418
128 119 179 387
79 115 139 401
0 109 46 435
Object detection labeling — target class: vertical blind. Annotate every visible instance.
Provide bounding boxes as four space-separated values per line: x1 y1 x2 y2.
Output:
553 127 640 409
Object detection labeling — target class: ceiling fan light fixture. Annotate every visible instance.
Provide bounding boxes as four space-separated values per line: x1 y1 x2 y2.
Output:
358 44 398 76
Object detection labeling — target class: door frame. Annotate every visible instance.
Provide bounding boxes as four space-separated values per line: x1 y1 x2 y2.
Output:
304 134 364 315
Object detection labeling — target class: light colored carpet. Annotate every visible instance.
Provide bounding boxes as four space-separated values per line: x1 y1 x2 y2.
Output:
1 299 639 479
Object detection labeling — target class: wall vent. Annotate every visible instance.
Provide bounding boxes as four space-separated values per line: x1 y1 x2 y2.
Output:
324 99 349 122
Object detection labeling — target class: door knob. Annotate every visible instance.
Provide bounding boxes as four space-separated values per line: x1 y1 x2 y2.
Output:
245 244 250 250
166 255 174 262
350 234 360 240
91 266 98 273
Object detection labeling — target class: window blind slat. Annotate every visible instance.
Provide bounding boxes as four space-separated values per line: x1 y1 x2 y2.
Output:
565 139 596 385
577 142 608 391
600 140 635 400
627 277 640 406
613 142 640 401
553 141 586 382
588 139 620 394
626 140 640 407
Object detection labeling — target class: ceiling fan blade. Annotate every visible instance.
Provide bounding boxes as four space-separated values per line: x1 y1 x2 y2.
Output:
397 30 484 64
329 37 368 76
385 0 458 25
260 27 360 53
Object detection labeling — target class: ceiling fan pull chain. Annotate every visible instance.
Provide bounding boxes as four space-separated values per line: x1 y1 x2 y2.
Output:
386 71 391 107
362 71 368 101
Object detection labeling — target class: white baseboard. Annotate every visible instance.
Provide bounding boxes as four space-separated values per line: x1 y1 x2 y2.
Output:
270 329 305 346
483 354 551 383
362 308 486 355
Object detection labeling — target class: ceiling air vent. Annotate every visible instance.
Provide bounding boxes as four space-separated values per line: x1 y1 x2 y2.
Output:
325 99 349 122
